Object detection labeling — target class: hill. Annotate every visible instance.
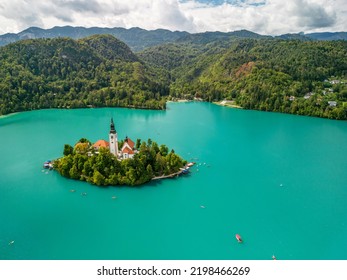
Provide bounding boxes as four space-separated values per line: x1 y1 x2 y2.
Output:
0 35 168 115
140 39 347 119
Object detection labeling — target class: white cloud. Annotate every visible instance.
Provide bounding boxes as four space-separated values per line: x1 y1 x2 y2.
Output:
0 0 345 35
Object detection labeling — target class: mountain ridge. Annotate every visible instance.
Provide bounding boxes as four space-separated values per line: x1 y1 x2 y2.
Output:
0 26 346 51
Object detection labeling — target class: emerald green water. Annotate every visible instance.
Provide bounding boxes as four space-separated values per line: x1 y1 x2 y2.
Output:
1 102 347 260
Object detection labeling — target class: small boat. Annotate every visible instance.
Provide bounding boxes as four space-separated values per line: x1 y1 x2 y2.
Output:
272 255 276 260
70 189 76 193
81 192 87 196
43 160 53 169
8 240 15 245
111 196 117 199
200 205 205 209
187 162 195 167
235 234 242 243
180 167 189 174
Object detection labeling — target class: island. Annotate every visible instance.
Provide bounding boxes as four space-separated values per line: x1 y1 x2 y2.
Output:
53 118 189 186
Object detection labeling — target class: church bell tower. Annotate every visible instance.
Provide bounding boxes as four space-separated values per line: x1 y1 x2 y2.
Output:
109 118 118 156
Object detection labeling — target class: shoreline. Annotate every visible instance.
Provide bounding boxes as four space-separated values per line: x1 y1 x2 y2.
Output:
0 104 165 118
167 99 191 103
0 112 19 119
213 100 243 109
168 97 204 103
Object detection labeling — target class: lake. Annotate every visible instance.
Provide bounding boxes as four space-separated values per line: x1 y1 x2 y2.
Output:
0 102 347 260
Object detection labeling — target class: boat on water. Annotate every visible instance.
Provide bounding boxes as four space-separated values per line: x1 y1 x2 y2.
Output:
236 234 242 243
272 255 276 260
43 160 53 170
180 167 190 174
187 162 195 167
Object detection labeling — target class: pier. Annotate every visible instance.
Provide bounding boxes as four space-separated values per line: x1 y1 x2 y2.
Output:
151 162 195 181
151 170 183 180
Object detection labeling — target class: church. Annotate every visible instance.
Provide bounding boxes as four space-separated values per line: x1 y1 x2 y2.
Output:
92 118 137 159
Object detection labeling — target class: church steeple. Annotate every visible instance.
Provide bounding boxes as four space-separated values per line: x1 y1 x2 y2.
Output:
110 117 116 134
109 118 118 156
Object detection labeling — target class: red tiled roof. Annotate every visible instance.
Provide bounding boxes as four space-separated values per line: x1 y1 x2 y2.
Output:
125 137 135 149
122 146 134 154
93 140 109 149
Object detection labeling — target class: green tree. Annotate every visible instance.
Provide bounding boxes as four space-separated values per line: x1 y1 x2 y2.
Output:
63 144 73 156
92 170 106 186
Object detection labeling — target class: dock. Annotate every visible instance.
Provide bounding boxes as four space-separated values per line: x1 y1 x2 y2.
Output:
151 170 183 180
151 162 195 181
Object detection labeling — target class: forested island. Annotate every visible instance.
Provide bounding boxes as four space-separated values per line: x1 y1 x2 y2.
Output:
54 138 187 186
0 31 346 119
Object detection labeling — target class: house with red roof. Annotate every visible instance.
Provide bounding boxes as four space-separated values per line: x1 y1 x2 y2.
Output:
120 136 136 159
93 140 110 149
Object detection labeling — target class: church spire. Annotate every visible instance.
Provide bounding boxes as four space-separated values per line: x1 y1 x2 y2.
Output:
110 117 116 134
109 117 118 156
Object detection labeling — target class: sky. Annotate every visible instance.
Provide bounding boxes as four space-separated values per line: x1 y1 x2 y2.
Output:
0 0 346 35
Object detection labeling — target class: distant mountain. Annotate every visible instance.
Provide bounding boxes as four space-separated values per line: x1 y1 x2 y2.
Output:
276 32 347 41
176 29 270 45
0 26 189 51
1 26 346 52
304 32 347 41
275 33 312 41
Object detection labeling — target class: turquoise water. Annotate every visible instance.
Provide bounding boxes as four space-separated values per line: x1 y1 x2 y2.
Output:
0 102 347 260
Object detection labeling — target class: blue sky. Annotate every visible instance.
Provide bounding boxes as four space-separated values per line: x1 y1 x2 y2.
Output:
0 0 346 35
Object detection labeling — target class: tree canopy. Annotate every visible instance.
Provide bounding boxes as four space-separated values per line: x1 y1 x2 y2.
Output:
0 35 168 115
140 39 347 119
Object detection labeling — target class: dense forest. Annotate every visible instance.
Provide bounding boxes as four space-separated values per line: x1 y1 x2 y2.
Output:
0 35 168 115
54 138 187 186
0 34 347 119
140 39 347 119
